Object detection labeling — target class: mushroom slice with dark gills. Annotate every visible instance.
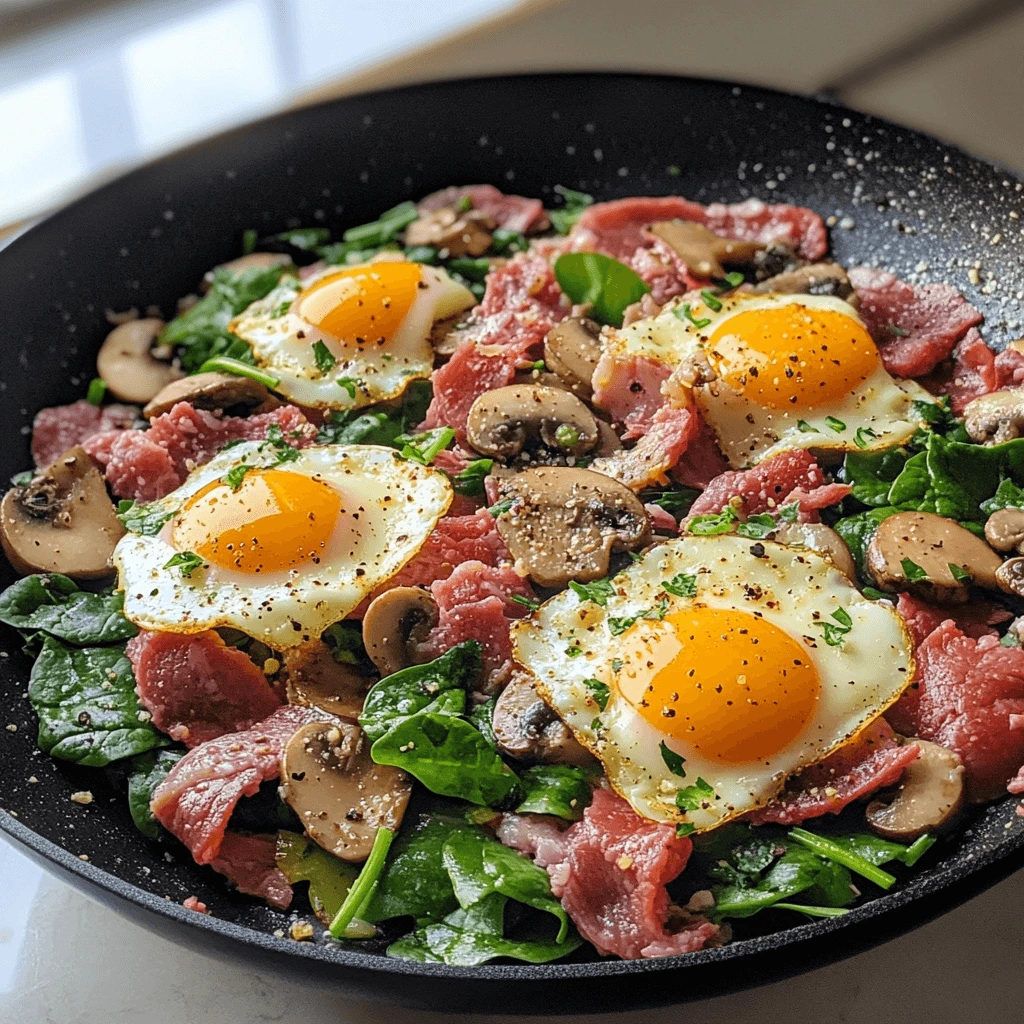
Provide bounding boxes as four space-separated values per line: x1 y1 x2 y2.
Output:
143 371 272 420
1 446 124 579
963 388 1024 445
281 639 373 721
753 262 855 302
96 317 183 404
647 220 766 279
466 384 600 465
281 721 410 862
543 317 603 399
492 467 650 588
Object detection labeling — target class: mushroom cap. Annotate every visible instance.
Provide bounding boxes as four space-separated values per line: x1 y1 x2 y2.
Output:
543 317 603 399
865 510 1003 601
466 384 599 462
648 219 764 279
281 639 372 720
0 446 124 579
752 262 854 301
142 371 271 420
771 521 857 581
963 388 1024 445
96 318 183 404
984 506 1024 554
362 586 439 677
280 720 410 862
493 466 651 588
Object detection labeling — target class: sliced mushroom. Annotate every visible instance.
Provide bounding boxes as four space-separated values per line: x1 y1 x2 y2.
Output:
771 521 857 581
404 207 495 257
466 385 599 463
281 721 410 862
493 467 650 587
362 587 439 677
0 446 124 579
648 220 764 279
753 262 855 301
750 242 802 281
143 371 271 420
281 639 371 720
963 389 1024 445
984 507 1024 553
96 318 183 404
866 739 965 841
430 312 471 358
996 556 1024 597
593 419 623 458
865 511 1003 601
493 670 596 767
204 252 291 288
543 317 603 399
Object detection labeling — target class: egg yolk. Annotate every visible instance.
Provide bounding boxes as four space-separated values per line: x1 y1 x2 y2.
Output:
171 468 342 574
618 606 820 763
705 305 879 410
297 262 422 345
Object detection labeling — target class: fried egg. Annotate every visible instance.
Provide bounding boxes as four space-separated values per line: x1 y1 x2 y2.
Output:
603 291 932 467
512 534 914 831
230 259 475 409
113 442 451 648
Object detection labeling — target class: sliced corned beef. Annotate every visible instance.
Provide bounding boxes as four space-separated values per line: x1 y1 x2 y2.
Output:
747 719 920 825
896 592 1010 647
591 353 671 439
32 399 138 468
996 346 1024 389
590 404 698 491
547 788 721 959
571 196 827 262
671 414 730 489
886 620 1024 801
418 184 548 234
848 267 983 378
923 328 998 414
627 246 694 305
209 832 293 909
84 401 317 501
128 630 282 748
687 449 849 521
151 704 326 865
495 813 570 869
644 503 678 533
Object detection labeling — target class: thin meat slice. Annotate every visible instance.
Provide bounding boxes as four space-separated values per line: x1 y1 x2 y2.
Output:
496 813 570 870
896 592 1010 647
849 267 983 378
592 353 672 439
128 630 282 748
151 704 326 865
84 402 317 501
688 449 848 521
32 399 138 468
210 832 293 909
418 184 548 234
591 404 698 491
671 414 730 489
747 719 920 825
996 346 1024 389
550 788 722 959
924 328 998 414
886 621 1024 801
571 196 827 261
628 246 696 305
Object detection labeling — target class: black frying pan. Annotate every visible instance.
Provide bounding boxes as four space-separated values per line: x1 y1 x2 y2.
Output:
1 73 1023 1015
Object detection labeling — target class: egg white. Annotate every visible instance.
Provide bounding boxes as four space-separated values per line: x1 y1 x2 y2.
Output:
230 259 474 409
113 442 452 648
512 534 915 831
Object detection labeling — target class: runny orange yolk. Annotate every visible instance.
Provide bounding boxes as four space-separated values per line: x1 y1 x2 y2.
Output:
617 607 820 763
171 469 342 574
297 261 422 345
705 305 879 411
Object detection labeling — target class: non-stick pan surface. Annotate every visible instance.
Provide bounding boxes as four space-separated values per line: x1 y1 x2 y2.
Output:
1 74 1023 1015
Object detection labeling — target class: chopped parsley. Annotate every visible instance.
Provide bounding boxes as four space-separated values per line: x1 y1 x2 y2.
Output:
736 513 778 539
568 578 615 607
659 741 687 777
86 378 107 406
688 505 739 536
817 607 853 647
583 678 609 711
797 420 816 433
312 340 337 373
948 563 972 583
566 643 583 658
901 558 928 582
825 416 847 433
853 426 878 449
719 271 745 291
676 303 712 330
700 289 723 312
224 464 253 491
676 777 714 812
397 427 455 465
488 498 514 518
607 615 638 636
510 594 540 612
451 458 493 496
336 377 359 399
164 551 205 578
676 822 697 838
662 572 698 598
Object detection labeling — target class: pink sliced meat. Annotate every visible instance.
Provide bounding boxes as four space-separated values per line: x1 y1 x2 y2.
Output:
151 704 325 865
418 184 548 234
84 402 317 502
688 449 848 521
592 403 698 491
1010 768 1024 795
592 353 671 439
645 503 678 533
31 399 138 468
128 630 282 748
182 896 209 914
495 813 570 870
418 560 534 688
571 196 827 261
996 346 1024 389
924 328 998 414
549 788 722 960
848 267 983 378
671 414 730 489
896 592 1010 647
209 832 292 909
886 620 1024 801
747 719 920 825
628 246 695 305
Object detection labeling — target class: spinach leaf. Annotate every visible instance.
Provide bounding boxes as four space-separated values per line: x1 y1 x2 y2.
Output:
515 765 592 821
370 712 519 806
824 831 936 869
441 829 569 941
161 264 289 372
359 641 481 742
980 477 1024 516
469 695 498 748
0 575 137 645
316 380 432 446
833 507 900 571
841 448 909 508
276 831 359 924
29 637 167 765
554 253 650 327
127 748 183 839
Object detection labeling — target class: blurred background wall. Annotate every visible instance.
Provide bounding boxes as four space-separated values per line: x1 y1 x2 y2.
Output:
2 0 1023 231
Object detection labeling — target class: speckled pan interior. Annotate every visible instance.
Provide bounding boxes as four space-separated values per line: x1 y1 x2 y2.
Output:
1 74 1023 1015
